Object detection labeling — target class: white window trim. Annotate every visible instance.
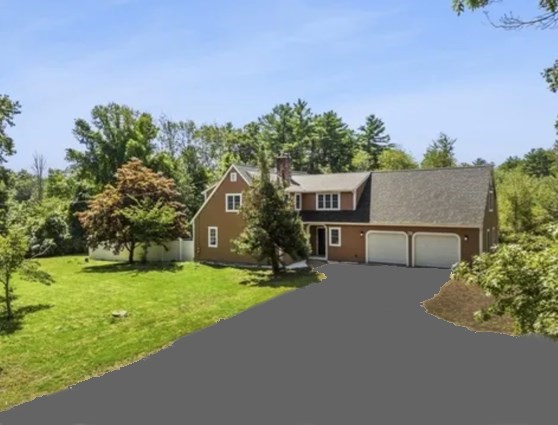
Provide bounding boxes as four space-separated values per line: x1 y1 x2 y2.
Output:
225 193 242 212
294 193 301 211
486 228 491 250
230 172 237 182
316 192 341 211
329 227 341 247
208 226 218 248
488 188 494 212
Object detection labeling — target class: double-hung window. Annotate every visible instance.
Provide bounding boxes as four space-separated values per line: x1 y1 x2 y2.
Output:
226 193 242 212
294 193 301 210
208 227 218 248
488 188 494 212
317 193 340 210
329 227 341 247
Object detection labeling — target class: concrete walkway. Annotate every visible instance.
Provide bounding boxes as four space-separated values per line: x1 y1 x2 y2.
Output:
1 264 557 425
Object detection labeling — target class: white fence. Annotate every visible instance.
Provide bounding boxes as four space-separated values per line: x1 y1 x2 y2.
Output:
89 239 194 262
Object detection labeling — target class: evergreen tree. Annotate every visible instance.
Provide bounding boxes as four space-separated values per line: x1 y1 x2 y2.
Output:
232 151 310 275
356 114 393 170
421 132 458 168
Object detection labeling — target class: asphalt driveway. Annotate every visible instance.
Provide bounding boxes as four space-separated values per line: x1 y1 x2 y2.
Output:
1 264 558 425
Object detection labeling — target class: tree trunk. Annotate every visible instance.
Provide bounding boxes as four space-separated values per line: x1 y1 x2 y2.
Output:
270 250 281 276
4 280 12 320
128 242 136 264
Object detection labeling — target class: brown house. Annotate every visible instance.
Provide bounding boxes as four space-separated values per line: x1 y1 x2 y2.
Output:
191 155 498 269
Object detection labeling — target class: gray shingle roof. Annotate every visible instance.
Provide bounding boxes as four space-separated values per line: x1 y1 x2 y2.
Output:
369 166 492 227
234 164 307 184
231 164 493 227
287 172 370 193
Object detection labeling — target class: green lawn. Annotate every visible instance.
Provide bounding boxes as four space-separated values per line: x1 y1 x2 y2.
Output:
0 256 323 412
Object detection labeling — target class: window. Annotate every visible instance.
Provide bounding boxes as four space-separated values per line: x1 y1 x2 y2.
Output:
226 193 242 212
329 227 341 247
230 172 237 182
486 229 491 250
208 227 218 248
295 193 301 210
317 193 340 210
488 188 494 212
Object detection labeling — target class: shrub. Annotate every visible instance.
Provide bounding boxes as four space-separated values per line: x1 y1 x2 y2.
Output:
452 243 558 338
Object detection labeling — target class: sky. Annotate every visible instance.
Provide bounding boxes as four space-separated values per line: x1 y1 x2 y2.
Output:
1 0 557 171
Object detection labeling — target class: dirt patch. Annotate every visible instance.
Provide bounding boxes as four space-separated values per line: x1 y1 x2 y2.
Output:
422 280 517 336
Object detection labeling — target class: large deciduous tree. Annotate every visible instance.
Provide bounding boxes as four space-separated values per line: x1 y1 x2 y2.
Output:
232 152 310 275
66 103 161 188
421 132 458 168
78 159 189 263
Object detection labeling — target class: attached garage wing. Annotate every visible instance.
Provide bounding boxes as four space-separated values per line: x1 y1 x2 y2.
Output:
413 233 460 269
366 231 408 266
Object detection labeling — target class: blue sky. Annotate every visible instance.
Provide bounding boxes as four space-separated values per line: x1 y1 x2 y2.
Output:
1 0 556 171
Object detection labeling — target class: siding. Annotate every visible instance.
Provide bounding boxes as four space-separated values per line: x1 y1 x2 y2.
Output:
194 168 257 264
299 192 355 211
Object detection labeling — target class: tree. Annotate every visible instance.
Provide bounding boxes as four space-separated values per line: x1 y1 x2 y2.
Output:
0 228 52 320
0 95 20 164
10 169 35 202
497 170 540 233
312 111 355 173
421 132 458 168
356 114 393 170
377 148 418 170
232 152 310 275
498 155 524 172
31 152 47 201
78 159 189 263
66 103 161 188
523 147 556 177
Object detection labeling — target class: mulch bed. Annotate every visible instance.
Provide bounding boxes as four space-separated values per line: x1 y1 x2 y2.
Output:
422 280 517 336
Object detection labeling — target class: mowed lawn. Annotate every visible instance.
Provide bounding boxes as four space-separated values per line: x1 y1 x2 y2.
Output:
0 256 323 412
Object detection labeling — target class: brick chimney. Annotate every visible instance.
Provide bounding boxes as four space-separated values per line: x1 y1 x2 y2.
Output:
276 153 292 183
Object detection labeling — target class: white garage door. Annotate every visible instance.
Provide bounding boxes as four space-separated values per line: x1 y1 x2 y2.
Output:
366 232 408 265
413 233 460 268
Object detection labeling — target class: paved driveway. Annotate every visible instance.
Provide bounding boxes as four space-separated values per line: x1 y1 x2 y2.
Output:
1 264 557 425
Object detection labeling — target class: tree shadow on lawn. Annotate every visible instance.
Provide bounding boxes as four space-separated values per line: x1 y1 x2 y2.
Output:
201 264 322 288
241 269 322 288
0 304 53 336
80 261 184 275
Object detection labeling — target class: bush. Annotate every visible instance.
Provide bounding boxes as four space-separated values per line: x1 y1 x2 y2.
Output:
451 242 558 338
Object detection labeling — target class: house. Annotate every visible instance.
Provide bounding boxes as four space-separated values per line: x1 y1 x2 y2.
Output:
191 155 498 268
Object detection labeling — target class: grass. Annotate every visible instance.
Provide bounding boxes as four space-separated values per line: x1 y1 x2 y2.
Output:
0 256 324 412
422 279 517 336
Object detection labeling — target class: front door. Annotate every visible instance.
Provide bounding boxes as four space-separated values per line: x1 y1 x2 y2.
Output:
317 227 326 257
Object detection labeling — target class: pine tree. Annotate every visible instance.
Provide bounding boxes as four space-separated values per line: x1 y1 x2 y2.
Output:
356 114 393 170
232 151 310 275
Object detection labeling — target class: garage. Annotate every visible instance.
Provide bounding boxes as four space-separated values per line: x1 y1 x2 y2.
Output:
413 233 460 268
366 231 408 265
